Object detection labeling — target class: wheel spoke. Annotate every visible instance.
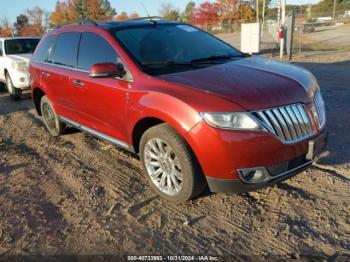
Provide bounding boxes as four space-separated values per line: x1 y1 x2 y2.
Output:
151 168 162 179
145 144 159 160
173 169 183 181
167 175 172 192
150 141 160 154
170 174 181 191
159 173 167 189
156 139 165 155
149 160 160 167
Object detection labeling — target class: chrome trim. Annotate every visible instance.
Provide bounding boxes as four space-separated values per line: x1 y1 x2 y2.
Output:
265 110 285 140
280 107 297 140
60 116 134 152
257 111 276 135
253 103 316 144
35 61 134 83
272 108 292 141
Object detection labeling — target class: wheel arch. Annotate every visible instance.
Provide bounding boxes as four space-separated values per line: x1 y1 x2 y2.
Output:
32 87 46 116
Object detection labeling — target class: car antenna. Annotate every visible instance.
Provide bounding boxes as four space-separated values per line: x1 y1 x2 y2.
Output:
141 2 156 25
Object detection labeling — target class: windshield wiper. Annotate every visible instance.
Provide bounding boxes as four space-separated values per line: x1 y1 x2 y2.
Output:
142 60 193 66
190 54 240 64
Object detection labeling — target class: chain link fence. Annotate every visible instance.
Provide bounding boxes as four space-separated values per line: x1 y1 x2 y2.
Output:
202 8 350 58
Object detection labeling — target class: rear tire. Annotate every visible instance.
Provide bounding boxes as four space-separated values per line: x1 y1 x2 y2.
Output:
140 123 206 203
6 73 22 100
40 95 65 137
0 82 6 91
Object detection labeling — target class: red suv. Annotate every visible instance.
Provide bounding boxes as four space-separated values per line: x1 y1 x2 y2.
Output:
30 19 327 202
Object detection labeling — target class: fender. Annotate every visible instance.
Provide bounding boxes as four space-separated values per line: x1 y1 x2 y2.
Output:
127 91 202 142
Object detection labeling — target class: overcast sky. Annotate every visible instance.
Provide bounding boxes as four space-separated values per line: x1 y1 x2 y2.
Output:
1 0 321 23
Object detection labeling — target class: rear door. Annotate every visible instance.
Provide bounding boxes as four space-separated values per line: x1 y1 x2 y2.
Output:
70 31 129 142
43 32 80 119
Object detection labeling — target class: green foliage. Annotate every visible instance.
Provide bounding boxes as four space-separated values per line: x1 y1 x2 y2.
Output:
180 1 196 22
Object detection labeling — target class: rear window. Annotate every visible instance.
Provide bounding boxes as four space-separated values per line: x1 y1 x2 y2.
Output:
5 38 39 55
52 32 80 68
34 35 56 63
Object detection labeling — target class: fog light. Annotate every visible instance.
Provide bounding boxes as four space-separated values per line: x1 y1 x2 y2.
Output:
237 167 270 184
20 77 25 82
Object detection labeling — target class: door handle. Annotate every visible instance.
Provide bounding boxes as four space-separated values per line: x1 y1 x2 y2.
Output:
41 72 50 77
72 80 85 87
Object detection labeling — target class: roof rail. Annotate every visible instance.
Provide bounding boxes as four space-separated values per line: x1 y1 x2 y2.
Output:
129 16 162 21
79 19 98 26
53 19 98 29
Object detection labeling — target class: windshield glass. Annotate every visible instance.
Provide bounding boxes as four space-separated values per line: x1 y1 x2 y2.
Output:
5 38 40 55
112 24 242 76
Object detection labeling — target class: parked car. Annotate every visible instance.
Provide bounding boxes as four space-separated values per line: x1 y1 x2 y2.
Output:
0 37 40 99
30 19 327 203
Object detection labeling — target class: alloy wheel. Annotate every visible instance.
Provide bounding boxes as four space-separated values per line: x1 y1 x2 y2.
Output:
42 103 56 130
144 138 183 196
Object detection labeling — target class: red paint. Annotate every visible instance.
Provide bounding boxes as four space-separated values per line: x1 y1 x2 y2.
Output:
30 23 323 182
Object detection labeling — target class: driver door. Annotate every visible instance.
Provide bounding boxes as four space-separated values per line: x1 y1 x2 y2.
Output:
70 31 129 143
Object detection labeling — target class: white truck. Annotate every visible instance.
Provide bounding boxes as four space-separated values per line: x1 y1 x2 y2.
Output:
0 37 40 99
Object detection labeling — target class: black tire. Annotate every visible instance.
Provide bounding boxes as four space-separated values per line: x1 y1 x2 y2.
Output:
6 73 22 100
40 95 65 137
140 123 207 203
0 82 6 91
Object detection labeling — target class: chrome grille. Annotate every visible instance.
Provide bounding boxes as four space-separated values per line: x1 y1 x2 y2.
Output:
252 104 315 143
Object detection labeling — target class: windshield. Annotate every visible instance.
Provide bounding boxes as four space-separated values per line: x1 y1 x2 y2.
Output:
5 39 40 55
112 24 243 76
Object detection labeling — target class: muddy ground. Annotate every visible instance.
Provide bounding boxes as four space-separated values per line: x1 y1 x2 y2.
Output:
0 51 350 261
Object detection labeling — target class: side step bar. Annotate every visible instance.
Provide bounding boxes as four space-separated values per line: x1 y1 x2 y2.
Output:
60 116 135 153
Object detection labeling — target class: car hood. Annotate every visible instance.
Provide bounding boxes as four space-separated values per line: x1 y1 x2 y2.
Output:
7 54 32 62
158 56 317 110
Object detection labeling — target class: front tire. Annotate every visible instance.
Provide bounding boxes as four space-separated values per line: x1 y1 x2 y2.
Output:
140 123 206 203
6 73 22 100
40 95 65 137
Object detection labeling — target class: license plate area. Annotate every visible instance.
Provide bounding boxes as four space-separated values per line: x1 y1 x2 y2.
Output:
306 132 327 160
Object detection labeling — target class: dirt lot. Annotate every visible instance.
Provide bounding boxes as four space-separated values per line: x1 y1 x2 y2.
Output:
0 51 350 260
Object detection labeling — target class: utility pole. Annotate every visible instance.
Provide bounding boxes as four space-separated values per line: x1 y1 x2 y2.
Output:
279 0 286 60
333 0 337 24
262 0 266 36
256 0 260 23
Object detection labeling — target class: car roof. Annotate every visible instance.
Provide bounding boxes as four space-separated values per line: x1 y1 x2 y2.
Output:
52 18 181 33
97 19 180 30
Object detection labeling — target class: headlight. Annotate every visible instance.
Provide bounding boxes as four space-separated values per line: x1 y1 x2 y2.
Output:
12 61 28 71
313 89 326 129
200 112 263 131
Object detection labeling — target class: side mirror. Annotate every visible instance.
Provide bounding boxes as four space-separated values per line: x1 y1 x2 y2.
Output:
89 63 126 78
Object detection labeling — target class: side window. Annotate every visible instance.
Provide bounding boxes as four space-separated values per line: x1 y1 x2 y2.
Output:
52 32 80 68
77 32 117 71
34 35 56 63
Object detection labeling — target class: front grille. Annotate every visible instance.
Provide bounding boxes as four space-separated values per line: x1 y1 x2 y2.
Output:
252 104 315 143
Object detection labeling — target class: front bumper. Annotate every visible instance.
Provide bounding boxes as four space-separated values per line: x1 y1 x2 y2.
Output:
10 70 30 90
206 131 327 193
185 119 327 193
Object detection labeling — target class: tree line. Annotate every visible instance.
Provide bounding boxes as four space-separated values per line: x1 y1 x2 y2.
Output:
1 0 349 37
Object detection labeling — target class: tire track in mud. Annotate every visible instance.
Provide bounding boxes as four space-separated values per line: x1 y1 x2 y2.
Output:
74 133 296 255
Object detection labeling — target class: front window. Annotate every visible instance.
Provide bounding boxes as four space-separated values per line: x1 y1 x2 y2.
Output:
112 24 243 76
5 38 40 55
